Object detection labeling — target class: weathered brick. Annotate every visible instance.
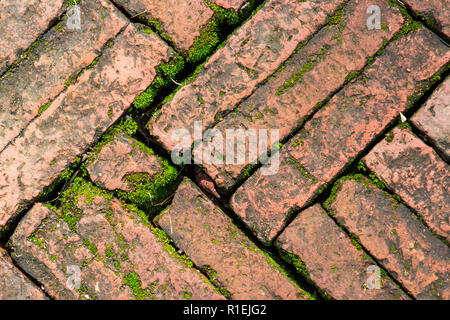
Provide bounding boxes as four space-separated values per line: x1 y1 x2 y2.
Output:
9 181 222 300
0 0 64 74
402 0 449 38
200 0 405 190
365 127 450 241
212 0 247 11
149 0 347 152
0 24 172 228
329 178 449 300
112 0 213 51
86 131 178 212
0 0 128 152
0 248 47 300
231 27 450 244
156 178 311 300
276 205 408 300
412 77 450 159
87 133 164 192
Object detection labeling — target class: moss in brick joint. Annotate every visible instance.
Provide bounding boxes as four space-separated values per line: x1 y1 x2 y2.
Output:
151 228 194 269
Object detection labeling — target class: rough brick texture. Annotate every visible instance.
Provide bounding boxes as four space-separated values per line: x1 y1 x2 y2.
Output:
200 0 405 190
0 24 171 228
156 178 311 300
0 248 47 300
0 0 64 74
365 128 450 241
0 0 128 152
402 0 449 38
277 205 408 300
231 27 450 244
9 189 222 300
412 77 450 159
87 133 164 193
149 0 347 152
212 0 248 11
112 0 213 51
329 178 449 300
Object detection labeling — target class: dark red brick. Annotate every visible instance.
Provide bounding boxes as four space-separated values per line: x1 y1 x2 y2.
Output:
329 178 449 299
277 205 408 300
231 27 450 244
365 127 449 240
156 178 312 300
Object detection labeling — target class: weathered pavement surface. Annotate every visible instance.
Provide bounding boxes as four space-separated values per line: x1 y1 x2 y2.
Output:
0 0 449 300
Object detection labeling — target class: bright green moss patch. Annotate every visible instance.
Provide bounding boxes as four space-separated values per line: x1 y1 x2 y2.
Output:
57 177 113 231
37 102 51 117
123 272 148 300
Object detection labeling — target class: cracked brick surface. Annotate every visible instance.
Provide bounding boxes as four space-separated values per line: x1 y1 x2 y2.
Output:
0 0 128 152
0 24 171 228
329 178 449 300
276 204 408 300
231 27 449 244
0 0 64 74
112 0 213 51
9 185 222 300
0 248 47 300
412 77 450 159
365 127 450 241
156 178 311 300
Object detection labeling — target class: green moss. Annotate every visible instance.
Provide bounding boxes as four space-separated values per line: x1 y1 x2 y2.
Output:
58 178 113 231
123 272 147 300
83 238 98 255
37 102 51 117
327 4 345 25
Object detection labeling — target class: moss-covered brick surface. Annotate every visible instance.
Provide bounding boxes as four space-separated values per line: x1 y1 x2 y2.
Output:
9 179 222 300
85 119 178 213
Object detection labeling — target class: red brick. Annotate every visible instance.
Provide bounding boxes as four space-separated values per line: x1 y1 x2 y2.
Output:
412 77 450 159
402 0 449 38
329 178 449 300
0 0 128 152
156 178 312 300
9 182 222 300
86 133 164 193
231 27 450 244
200 0 405 190
212 0 247 10
365 127 450 241
0 248 47 300
276 205 408 300
149 0 348 152
112 0 213 51
0 24 172 229
0 0 64 74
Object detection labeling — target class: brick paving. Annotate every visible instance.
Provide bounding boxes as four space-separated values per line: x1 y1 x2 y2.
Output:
0 0 448 300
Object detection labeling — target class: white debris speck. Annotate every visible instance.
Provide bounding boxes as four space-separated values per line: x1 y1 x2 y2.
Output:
400 112 407 123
